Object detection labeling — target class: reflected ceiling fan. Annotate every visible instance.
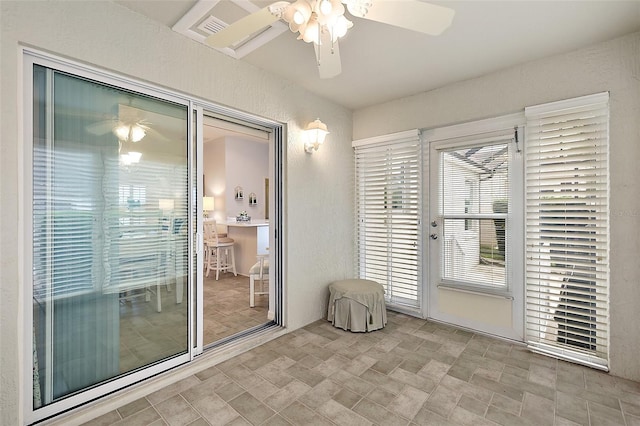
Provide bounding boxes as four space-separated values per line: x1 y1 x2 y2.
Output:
206 0 455 79
85 104 170 163
85 104 171 143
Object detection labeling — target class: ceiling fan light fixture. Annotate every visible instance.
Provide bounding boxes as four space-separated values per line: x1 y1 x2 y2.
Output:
319 0 332 16
345 0 372 18
293 10 306 25
284 0 312 24
130 124 146 143
282 0 351 45
332 15 352 41
113 122 147 143
114 124 130 141
301 19 320 44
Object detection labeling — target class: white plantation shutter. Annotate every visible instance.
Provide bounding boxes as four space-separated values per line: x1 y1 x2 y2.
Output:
354 130 422 310
525 93 609 369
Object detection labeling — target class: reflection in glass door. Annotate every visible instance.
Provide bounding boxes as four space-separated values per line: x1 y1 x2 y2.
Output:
31 64 190 411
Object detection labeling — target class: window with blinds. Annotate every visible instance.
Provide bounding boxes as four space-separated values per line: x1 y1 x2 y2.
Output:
525 92 609 370
354 130 422 310
438 139 512 293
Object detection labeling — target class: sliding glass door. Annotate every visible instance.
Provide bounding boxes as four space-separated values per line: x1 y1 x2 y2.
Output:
28 59 193 419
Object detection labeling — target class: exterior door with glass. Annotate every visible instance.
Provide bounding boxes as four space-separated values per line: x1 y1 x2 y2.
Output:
427 123 524 341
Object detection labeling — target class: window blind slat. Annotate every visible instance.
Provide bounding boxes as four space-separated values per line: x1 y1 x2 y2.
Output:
355 133 422 310
525 93 609 370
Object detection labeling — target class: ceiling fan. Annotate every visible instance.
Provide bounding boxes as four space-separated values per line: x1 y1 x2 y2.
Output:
205 0 455 79
85 104 172 163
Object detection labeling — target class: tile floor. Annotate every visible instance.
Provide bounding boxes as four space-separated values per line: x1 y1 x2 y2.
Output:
119 271 269 373
202 272 269 345
86 311 640 426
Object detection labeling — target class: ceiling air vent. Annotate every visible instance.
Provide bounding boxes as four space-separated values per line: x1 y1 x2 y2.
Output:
198 16 227 36
172 0 287 60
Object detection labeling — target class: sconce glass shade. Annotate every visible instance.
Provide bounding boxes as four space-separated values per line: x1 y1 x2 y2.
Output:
203 196 215 212
304 118 329 153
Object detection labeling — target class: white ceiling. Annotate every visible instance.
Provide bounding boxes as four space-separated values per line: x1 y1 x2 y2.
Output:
117 0 640 110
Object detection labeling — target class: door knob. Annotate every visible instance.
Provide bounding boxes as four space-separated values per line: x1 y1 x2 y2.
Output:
430 234 438 240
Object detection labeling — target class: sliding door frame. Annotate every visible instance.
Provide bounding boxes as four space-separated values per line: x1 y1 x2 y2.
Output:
21 48 285 424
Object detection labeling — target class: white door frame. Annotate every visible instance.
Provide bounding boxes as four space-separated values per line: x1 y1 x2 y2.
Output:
424 113 525 341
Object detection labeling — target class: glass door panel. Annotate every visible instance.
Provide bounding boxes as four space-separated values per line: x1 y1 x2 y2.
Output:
32 65 189 408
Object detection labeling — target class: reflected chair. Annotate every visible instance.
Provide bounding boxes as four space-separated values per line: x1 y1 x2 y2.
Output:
114 212 165 312
249 255 269 307
204 220 237 280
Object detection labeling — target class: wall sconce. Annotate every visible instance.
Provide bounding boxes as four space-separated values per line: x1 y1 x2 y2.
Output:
304 118 329 153
203 196 215 218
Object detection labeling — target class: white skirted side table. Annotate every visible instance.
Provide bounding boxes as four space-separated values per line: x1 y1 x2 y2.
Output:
327 279 387 332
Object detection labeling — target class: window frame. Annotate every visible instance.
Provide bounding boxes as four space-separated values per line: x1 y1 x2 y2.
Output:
428 121 524 300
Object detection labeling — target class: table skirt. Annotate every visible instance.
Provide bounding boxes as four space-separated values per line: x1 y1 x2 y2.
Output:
330 297 387 332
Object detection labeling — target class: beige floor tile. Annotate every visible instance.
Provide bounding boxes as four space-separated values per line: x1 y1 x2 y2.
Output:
81 311 640 426
387 385 430 420
353 398 409 426
297 378 343 410
154 395 200 426
83 410 122 426
423 384 459 418
520 392 555 425
556 390 589 425
117 397 151 419
147 376 201 405
627 414 640 426
333 388 363 409
316 399 372 426
457 394 488 417
588 400 626 425
227 392 275 425
263 379 310 411
254 414 289 426
486 405 535 425
554 415 584 426
449 405 501 426
111 406 162 426
279 401 333 426
189 395 239 426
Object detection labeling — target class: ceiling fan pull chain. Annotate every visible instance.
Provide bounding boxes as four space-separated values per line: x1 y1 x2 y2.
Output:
317 23 322 65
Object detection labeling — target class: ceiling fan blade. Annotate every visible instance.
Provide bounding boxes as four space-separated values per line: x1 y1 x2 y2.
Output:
358 0 455 36
86 119 117 136
313 34 342 79
205 6 280 49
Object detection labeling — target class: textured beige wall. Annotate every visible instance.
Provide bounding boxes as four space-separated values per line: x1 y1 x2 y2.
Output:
0 1 353 424
354 32 640 381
